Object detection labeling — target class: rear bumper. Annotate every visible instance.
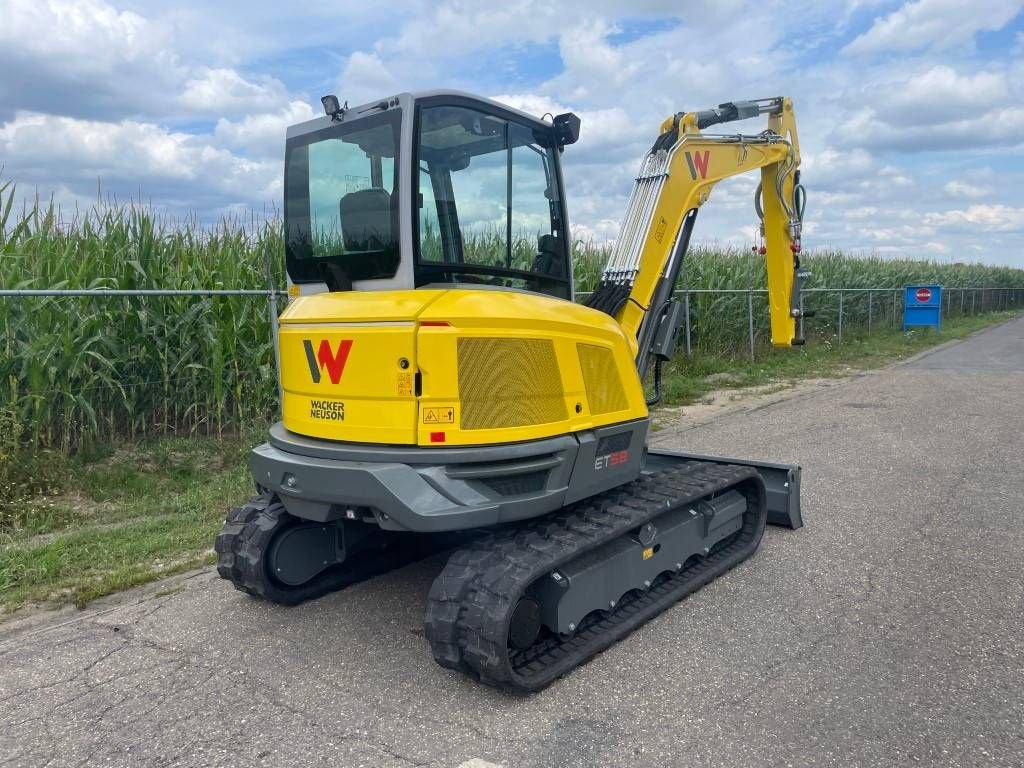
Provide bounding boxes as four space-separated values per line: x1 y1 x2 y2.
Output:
250 421 648 532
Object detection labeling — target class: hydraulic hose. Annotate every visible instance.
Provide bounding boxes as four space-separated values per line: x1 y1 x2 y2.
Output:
753 170 807 224
794 178 806 222
645 357 663 407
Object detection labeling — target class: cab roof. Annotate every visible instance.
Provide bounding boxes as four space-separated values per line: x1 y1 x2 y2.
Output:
285 90 553 141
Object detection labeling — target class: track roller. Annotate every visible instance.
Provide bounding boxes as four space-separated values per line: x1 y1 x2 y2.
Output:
215 492 431 605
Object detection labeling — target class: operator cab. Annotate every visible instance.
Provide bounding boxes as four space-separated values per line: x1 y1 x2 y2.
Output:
283 91 580 300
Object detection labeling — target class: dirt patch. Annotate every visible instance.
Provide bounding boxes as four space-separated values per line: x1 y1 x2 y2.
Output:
651 376 849 434
28 491 104 518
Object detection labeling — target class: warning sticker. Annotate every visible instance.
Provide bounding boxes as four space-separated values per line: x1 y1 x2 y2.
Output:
422 407 455 424
397 372 413 396
653 216 668 243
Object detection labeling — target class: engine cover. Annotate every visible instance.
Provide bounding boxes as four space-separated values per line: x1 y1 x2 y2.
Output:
276 288 647 446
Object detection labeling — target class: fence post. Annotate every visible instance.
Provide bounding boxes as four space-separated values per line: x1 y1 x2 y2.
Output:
972 289 977 314
683 289 692 356
960 288 965 315
264 249 283 412
837 290 844 344
747 289 755 362
867 290 873 334
267 290 282 409
893 290 899 328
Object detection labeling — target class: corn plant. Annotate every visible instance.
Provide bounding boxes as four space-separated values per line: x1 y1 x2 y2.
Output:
2 180 1022 454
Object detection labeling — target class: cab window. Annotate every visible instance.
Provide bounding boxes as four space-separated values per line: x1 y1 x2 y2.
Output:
415 104 569 298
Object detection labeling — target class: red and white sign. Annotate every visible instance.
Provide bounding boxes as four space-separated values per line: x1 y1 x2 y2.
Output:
915 287 932 303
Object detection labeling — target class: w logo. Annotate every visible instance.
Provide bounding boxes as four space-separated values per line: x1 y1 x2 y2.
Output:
685 150 710 180
303 339 353 385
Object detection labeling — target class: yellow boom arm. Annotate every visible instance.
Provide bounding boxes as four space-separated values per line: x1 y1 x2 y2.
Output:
586 97 806 372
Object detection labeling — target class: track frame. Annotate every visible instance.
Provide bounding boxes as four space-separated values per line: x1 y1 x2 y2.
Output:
424 459 774 692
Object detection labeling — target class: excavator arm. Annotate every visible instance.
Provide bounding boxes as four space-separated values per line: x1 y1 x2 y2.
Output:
586 97 807 378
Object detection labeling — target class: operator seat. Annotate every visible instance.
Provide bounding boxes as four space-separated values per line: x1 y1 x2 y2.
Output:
339 188 393 251
531 233 566 279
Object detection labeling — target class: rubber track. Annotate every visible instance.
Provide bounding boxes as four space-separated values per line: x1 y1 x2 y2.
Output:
215 493 428 605
423 460 767 692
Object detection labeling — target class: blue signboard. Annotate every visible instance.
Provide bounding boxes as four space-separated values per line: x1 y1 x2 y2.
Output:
903 284 942 331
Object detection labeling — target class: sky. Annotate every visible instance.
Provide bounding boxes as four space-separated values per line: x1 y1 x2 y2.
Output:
1 0 1023 266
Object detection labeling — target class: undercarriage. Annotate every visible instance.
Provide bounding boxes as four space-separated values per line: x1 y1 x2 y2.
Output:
216 442 800 692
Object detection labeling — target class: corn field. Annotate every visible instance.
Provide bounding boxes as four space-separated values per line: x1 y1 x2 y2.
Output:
2 180 1024 454
0 183 284 455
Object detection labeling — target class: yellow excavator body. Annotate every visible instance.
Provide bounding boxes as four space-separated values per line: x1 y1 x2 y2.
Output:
278 288 647 446
217 89 807 693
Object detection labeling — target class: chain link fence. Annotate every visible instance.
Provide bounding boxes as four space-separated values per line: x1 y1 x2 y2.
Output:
1 284 1020 453
577 286 1024 361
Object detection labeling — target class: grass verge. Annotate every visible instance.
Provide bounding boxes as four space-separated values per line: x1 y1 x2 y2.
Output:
0 435 254 615
655 310 1023 407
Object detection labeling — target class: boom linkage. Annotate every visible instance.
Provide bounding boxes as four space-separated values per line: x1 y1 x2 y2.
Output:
587 97 807 381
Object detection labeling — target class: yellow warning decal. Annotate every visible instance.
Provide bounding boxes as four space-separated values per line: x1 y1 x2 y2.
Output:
397 372 413 397
422 407 455 424
642 546 655 560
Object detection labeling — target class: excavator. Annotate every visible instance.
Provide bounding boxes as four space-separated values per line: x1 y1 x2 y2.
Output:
216 90 807 692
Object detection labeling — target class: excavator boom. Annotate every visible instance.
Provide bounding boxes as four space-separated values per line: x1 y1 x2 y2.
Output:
586 97 806 375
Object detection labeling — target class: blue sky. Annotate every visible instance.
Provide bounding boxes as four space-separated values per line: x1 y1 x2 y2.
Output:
2 0 1023 266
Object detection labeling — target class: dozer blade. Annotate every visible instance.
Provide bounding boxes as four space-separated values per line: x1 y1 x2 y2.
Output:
646 449 803 529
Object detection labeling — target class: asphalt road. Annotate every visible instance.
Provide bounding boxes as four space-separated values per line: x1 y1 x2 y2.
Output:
2 318 1023 768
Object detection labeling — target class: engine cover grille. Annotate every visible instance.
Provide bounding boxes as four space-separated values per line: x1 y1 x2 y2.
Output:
458 338 567 430
577 343 628 415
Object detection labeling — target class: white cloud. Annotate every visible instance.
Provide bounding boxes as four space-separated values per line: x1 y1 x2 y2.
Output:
943 180 991 198
843 0 1024 55
0 0 181 120
0 111 277 201
339 52 403 106
872 66 1009 126
800 147 880 189
214 101 317 158
180 69 289 115
493 93 640 157
386 0 559 59
554 20 640 100
835 105 1024 150
0 0 161 62
924 204 1024 232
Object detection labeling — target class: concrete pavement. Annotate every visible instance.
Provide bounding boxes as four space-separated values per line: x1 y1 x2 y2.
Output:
2 317 1023 767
